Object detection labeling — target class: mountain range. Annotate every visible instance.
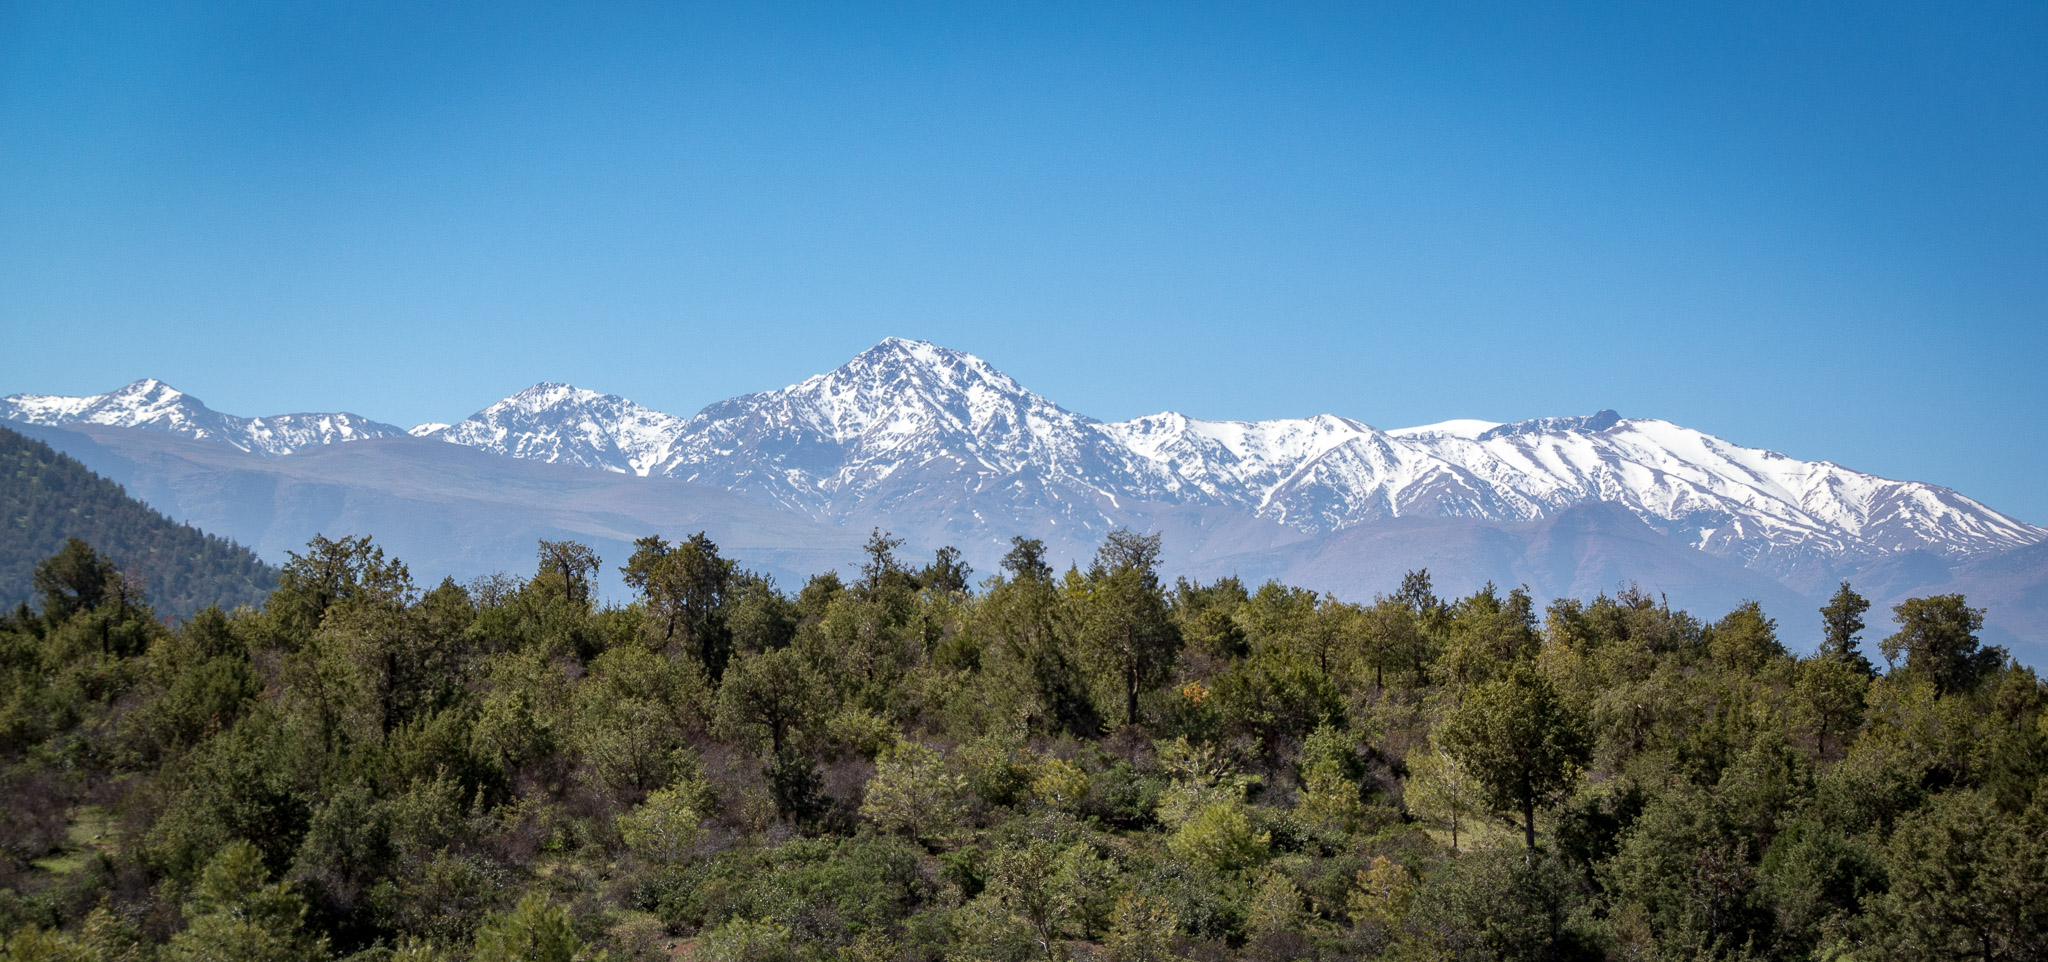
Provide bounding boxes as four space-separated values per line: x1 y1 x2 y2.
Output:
6 338 2043 659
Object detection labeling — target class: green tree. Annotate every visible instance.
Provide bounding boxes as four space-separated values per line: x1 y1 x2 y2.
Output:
983 538 1097 737
1078 530 1179 729
860 741 967 844
1347 856 1418 956
725 570 798 654
621 532 737 677
617 784 704 865
1881 594 2002 696
1790 654 1869 759
532 539 600 610
268 534 413 636
1408 848 1592 962
30 537 126 625
1104 894 1181 962
920 545 974 596
715 646 829 755
1440 665 1591 851
1819 581 1875 674
163 839 327 962
1357 597 1423 690
1405 738 1483 851
1296 723 1371 835
1602 782 1770 958
1867 789 2048 961
988 837 1084 962
858 528 917 600
471 893 580 962
1439 583 1539 686
1167 798 1270 873
1707 601 1785 674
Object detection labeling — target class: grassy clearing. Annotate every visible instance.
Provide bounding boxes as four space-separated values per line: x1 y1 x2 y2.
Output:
29 805 117 875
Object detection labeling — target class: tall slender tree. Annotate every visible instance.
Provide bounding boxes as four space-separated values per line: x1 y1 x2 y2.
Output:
1079 529 1180 730
1818 581 1874 675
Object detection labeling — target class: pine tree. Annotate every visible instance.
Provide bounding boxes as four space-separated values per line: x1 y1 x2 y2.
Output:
1819 581 1874 675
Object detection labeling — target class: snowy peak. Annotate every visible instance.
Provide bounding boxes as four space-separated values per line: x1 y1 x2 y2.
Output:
659 338 1159 516
1475 409 1623 440
751 337 1065 444
1387 419 1503 440
434 382 688 475
1101 412 1384 506
0 379 407 456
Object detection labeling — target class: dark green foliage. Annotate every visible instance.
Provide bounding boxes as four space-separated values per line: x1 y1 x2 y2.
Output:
1 531 2044 962
1864 788 2048 961
1882 593 2004 695
0 425 275 619
1079 529 1180 729
1819 581 1875 674
1408 848 1599 962
1440 665 1592 851
621 532 737 677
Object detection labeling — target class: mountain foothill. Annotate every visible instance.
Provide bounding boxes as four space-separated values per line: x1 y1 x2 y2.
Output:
0 425 275 620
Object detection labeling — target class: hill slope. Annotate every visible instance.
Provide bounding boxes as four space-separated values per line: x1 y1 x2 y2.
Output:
0 425 276 618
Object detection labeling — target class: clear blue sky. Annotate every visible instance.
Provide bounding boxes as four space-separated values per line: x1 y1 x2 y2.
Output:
4 2 2045 522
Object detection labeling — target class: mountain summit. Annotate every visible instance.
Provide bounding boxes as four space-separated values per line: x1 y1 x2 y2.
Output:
0 379 405 456
7 339 2041 582
434 382 689 476
654 337 1170 519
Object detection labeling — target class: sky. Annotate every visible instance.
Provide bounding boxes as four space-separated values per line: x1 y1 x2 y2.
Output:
3 1 2045 522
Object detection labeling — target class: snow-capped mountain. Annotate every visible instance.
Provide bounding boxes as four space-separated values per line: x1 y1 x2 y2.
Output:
1106 409 2041 576
10 341 2042 582
643 339 2039 574
430 383 689 475
0 379 406 456
647 338 1178 520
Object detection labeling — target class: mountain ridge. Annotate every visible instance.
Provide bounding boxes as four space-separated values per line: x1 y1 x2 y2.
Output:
0 378 407 457
7 338 2041 589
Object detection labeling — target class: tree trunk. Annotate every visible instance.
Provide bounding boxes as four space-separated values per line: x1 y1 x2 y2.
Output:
1522 801 1537 853
1125 673 1139 730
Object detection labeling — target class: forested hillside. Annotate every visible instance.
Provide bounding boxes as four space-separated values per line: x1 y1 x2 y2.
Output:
0 425 276 619
0 527 2042 961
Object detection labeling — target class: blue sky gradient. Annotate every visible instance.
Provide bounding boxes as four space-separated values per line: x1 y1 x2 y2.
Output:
4 2 2045 521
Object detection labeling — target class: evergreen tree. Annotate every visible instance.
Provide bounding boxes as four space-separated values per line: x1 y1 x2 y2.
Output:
531 540 599 609
0 425 276 619
1440 665 1591 851
621 532 737 677
1882 594 2002 696
1078 529 1179 730
1819 581 1875 674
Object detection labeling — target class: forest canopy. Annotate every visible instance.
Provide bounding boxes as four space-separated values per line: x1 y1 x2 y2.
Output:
0 425 276 619
0 527 2042 962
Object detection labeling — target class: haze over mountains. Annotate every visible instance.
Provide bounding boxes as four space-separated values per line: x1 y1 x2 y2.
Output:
6 338 2043 659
